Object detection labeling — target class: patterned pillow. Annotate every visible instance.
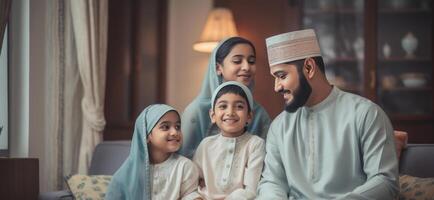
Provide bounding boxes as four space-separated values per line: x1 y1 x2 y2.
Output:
65 175 112 200
399 175 434 200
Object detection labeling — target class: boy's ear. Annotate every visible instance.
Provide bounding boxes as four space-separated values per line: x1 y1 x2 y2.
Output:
216 63 223 76
209 109 216 123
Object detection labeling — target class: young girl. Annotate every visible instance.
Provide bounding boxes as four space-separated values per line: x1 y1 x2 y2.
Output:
193 81 266 200
179 37 271 158
106 104 201 200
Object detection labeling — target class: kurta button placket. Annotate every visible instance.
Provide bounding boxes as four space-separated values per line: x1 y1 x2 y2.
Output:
222 138 236 186
309 112 316 181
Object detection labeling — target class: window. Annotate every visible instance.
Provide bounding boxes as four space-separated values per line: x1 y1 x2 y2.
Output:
0 25 8 155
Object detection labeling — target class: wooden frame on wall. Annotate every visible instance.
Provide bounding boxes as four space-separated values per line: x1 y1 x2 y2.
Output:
103 0 168 140
0 26 8 157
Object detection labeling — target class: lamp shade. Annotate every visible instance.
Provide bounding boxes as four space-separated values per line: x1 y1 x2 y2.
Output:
193 8 238 53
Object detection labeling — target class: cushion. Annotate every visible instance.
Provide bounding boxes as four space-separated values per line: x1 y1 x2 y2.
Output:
399 175 434 200
394 130 408 159
65 174 112 200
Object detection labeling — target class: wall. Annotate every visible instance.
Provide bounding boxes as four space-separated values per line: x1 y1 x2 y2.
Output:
9 0 52 192
28 0 52 192
9 0 29 157
166 0 212 111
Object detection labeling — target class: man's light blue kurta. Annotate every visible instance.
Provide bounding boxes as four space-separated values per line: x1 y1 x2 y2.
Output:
257 87 399 199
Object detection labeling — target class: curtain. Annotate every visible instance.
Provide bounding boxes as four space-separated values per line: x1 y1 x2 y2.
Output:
44 0 83 191
0 0 11 53
69 0 108 174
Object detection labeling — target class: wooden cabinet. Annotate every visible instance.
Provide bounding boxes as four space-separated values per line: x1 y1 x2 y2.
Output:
0 158 39 199
374 0 433 143
301 0 433 142
217 0 433 143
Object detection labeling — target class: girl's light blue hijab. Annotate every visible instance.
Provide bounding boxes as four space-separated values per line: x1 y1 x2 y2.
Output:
179 37 271 158
106 104 178 200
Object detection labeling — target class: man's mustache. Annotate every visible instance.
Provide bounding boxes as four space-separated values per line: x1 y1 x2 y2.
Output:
278 89 290 94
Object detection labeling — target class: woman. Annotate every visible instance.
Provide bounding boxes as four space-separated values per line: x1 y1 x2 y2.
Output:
179 37 271 158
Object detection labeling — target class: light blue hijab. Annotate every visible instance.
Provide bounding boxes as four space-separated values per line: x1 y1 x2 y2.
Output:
179 37 271 158
106 104 178 200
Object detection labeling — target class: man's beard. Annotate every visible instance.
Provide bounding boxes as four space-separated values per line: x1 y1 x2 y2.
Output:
282 71 312 113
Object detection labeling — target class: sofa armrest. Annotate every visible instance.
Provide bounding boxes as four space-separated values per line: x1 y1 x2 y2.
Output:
38 190 73 200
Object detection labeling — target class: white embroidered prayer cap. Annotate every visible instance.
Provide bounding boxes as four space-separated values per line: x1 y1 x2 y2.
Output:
266 29 322 67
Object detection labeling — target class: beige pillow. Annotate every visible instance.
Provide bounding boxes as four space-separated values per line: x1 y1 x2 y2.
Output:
399 175 434 200
66 174 112 200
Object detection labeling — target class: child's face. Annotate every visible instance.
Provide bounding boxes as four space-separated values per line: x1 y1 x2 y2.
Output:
210 93 252 137
216 43 256 86
147 111 182 154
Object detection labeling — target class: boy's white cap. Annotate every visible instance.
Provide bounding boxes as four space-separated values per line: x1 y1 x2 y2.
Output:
266 29 321 67
211 81 253 111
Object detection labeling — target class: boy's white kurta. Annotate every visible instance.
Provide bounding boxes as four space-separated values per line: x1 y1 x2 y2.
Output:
193 133 265 200
150 154 201 200
257 87 399 199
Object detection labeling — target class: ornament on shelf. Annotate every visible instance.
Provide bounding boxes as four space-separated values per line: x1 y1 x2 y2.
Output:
401 32 418 58
319 34 336 62
353 37 364 60
383 43 392 59
381 75 397 89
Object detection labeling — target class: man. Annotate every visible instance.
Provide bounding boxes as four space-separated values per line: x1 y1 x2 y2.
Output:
257 29 399 199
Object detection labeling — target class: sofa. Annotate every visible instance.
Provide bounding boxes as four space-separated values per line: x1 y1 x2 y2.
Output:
39 141 131 200
399 144 434 178
39 141 434 200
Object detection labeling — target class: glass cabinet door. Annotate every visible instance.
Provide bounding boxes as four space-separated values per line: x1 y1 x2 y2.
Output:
377 0 432 117
302 0 365 94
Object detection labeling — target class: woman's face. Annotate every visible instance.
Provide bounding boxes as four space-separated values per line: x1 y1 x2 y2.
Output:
216 43 256 86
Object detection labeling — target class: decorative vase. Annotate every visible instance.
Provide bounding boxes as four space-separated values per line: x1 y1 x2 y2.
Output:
353 37 364 60
401 32 418 58
319 34 336 62
382 75 397 89
383 43 391 59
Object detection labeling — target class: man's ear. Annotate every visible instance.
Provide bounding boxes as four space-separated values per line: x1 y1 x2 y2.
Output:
216 63 223 76
303 57 316 79
209 109 216 123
